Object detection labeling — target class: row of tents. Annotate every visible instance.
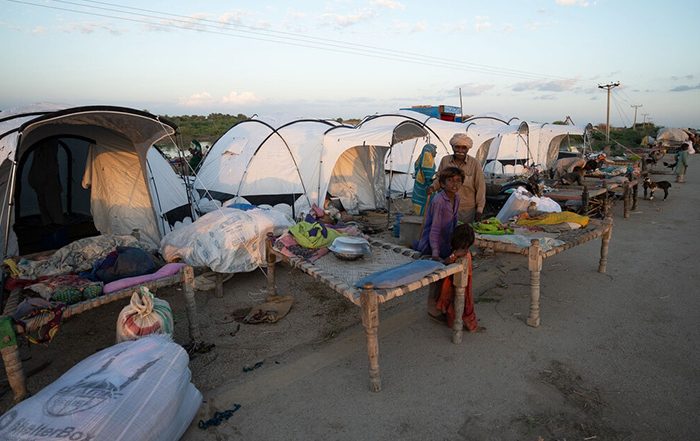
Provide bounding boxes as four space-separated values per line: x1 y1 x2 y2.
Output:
195 110 592 216
0 105 592 259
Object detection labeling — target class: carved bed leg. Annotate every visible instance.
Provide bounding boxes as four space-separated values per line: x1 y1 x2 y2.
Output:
452 259 467 344
598 217 614 273
266 232 277 297
182 266 202 342
360 284 381 392
581 185 589 216
1 344 27 402
527 239 543 328
623 182 631 219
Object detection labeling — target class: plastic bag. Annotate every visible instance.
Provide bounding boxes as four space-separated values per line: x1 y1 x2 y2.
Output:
496 186 561 223
0 335 201 441
116 287 173 343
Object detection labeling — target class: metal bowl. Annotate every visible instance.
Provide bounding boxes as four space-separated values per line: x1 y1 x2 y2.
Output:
329 237 371 261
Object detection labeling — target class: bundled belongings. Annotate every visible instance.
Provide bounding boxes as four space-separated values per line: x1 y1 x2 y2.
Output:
0 335 201 441
84 246 164 283
116 287 174 342
160 206 293 274
13 235 142 280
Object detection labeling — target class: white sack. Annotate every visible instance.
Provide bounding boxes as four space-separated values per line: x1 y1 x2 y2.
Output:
496 186 561 223
0 335 201 441
160 207 293 273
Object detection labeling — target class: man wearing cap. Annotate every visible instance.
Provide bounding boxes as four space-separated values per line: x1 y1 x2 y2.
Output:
428 133 486 223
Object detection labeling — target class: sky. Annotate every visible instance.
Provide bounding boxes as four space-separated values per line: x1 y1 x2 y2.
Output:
1 0 699 128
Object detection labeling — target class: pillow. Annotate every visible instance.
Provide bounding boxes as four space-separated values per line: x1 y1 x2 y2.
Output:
103 263 186 294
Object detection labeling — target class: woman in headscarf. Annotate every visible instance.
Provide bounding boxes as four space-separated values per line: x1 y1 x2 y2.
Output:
411 143 438 216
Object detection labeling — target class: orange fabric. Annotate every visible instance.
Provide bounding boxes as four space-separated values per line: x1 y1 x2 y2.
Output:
435 252 478 331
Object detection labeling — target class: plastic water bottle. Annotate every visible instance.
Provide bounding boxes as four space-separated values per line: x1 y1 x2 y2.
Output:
393 213 403 238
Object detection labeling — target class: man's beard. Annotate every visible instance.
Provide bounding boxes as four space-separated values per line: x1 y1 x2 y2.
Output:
454 153 466 160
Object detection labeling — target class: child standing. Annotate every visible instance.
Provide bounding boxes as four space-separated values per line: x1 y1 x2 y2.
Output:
414 166 465 260
436 224 483 332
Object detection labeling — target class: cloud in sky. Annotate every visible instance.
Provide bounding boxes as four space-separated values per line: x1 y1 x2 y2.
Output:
453 83 496 97
31 26 47 35
180 91 260 107
555 0 590 6
446 19 469 33
391 20 427 33
60 22 122 35
512 79 578 92
219 10 247 25
671 74 694 81
534 94 556 100
180 92 214 107
670 84 700 92
475 16 492 32
370 0 405 10
156 13 210 32
321 9 375 28
222 91 260 105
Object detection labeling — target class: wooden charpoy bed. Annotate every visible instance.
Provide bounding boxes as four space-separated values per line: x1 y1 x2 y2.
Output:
265 234 470 392
474 217 613 327
0 264 202 402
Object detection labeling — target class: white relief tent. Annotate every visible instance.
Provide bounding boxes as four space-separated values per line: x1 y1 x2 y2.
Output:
0 104 194 256
194 116 429 216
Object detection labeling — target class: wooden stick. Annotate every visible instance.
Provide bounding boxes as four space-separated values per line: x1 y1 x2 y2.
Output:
360 283 381 392
182 265 202 342
452 259 467 344
0 345 27 402
623 181 631 219
598 218 613 273
527 239 543 327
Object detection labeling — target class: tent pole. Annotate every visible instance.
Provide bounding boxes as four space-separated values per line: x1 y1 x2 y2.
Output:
2 159 19 258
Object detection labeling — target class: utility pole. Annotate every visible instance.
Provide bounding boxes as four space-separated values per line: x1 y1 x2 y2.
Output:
598 81 620 142
631 104 642 130
642 113 649 128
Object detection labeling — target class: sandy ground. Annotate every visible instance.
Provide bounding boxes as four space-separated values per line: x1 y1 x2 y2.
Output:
1 156 699 440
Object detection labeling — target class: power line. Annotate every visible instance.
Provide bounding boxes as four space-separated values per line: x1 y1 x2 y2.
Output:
74 0 574 82
7 0 578 82
630 104 642 130
611 94 630 128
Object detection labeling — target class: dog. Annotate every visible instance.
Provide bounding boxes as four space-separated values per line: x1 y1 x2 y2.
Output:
643 176 672 200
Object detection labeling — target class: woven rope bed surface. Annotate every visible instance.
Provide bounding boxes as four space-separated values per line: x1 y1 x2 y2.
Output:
313 245 414 288
275 238 464 306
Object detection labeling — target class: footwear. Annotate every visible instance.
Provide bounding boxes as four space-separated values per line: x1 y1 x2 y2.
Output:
428 312 447 324
467 325 486 333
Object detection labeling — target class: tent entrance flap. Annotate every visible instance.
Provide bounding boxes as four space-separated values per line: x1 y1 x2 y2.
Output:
327 145 389 214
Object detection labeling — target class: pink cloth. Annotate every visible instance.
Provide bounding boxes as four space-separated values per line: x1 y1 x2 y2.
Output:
103 263 186 294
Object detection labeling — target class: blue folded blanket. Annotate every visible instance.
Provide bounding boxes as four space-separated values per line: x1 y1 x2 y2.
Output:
354 260 445 289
